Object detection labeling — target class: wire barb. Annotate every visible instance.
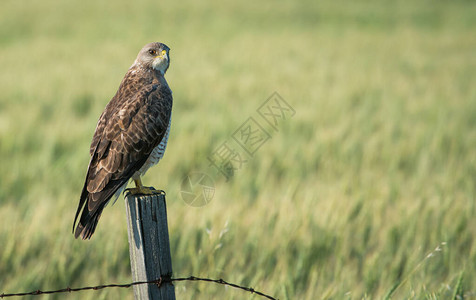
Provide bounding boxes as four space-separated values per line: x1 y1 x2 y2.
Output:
0 275 277 299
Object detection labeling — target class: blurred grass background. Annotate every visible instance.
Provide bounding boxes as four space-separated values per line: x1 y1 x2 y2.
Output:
0 0 475 299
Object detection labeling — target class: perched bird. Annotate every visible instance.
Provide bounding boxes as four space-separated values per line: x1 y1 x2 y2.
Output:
73 42 173 240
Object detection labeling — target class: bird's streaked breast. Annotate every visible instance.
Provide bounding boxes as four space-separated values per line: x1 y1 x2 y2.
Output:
136 115 172 176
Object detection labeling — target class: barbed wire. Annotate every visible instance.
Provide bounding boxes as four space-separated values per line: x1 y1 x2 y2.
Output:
0 275 277 299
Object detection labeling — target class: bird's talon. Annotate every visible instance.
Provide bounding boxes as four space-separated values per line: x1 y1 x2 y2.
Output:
124 186 164 196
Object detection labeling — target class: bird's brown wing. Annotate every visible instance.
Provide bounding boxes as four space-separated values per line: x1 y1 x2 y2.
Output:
73 82 172 239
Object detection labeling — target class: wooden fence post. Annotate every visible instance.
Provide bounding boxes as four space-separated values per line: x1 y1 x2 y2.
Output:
125 193 176 300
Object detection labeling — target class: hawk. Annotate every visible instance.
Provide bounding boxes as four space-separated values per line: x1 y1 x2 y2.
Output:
73 42 173 240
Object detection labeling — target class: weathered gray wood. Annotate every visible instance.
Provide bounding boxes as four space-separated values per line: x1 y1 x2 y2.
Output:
125 193 175 300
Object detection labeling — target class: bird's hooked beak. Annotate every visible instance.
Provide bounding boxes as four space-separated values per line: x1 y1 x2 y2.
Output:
152 50 169 74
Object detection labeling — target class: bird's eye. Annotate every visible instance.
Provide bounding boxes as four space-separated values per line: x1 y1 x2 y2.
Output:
148 49 157 55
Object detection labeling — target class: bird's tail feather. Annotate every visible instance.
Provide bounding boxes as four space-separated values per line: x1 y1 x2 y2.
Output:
74 205 105 240
73 178 129 240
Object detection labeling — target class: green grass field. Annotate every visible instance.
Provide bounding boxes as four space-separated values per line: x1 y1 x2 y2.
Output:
0 0 475 299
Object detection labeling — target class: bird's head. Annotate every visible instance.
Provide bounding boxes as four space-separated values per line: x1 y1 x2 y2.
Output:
134 42 170 74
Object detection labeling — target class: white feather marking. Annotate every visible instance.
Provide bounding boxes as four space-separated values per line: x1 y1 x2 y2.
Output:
135 115 172 177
